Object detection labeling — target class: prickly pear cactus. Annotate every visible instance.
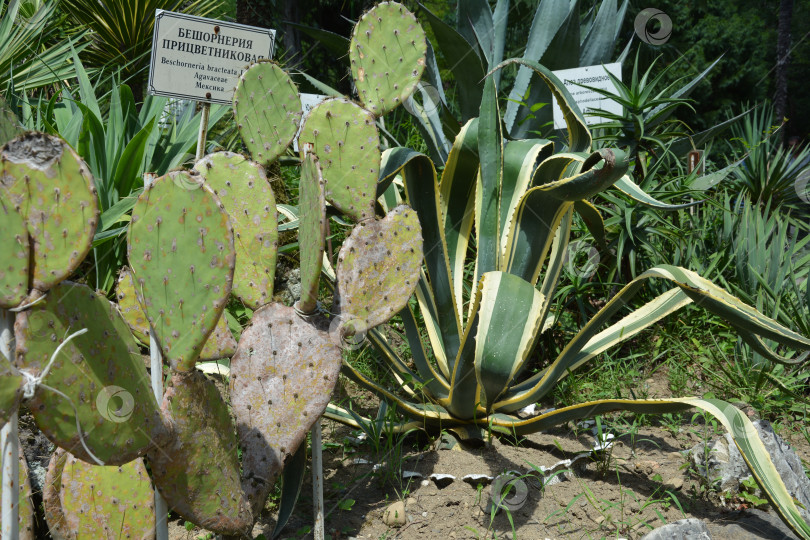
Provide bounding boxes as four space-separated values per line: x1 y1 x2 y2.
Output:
295 149 326 314
44 449 70 540
149 369 252 535
14 281 167 465
0 196 28 308
127 170 235 372
299 98 380 222
0 132 98 292
0 435 36 540
116 266 236 360
336 205 423 336
195 151 278 309
0 356 22 425
0 96 23 147
349 1 427 116
115 266 150 343
234 60 302 166
230 303 342 514
45 448 156 539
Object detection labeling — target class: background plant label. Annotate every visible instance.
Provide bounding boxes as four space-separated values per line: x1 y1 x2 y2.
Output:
148 10 275 104
293 93 329 152
551 63 622 129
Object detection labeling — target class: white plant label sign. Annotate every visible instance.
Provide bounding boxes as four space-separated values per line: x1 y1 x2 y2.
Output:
551 63 622 129
148 10 275 104
293 93 329 152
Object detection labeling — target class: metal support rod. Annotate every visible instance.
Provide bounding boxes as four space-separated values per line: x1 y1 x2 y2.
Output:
1 309 19 539
196 102 211 162
311 421 325 540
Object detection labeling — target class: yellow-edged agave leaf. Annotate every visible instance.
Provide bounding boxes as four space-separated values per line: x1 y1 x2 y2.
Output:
475 76 504 286
535 209 572 330
499 139 554 257
398 303 451 399
615 174 702 209
740 333 810 365
440 118 479 320
491 59 592 153
573 200 608 250
531 153 586 187
496 265 810 412
448 278 486 419
414 271 450 378
400 152 462 362
503 149 628 283
474 272 544 411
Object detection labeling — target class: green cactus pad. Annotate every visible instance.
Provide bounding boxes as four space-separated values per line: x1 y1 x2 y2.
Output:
0 357 22 425
149 369 252 535
234 60 302 166
349 1 427 116
337 205 423 336
57 451 156 538
195 151 278 309
14 281 167 465
44 449 70 540
0 195 28 308
0 435 36 540
299 98 380 222
199 313 237 361
115 266 149 343
117 265 235 359
127 170 236 372
230 303 341 515
295 150 326 314
0 133 98 291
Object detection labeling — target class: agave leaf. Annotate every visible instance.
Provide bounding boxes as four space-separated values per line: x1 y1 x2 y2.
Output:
473 272 545 411
573 200 607 251
614 174 700 209
400 151 462 363
458 0 494 67
579 0 621 66
271 442 307 539
416 2 485 122
475 75 504 285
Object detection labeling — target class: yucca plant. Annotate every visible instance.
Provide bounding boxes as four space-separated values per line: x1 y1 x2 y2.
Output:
325 61 810 539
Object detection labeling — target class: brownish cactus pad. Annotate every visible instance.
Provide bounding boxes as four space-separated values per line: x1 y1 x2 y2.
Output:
149 370 252 535
115 266 149 343
199 313 238 361
336 205 423 335
229 303 342 515
43 449 70 540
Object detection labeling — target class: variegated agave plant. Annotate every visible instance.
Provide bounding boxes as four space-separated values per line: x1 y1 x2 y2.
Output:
326 61 810 539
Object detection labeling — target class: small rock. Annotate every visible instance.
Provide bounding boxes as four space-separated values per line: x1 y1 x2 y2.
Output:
422 511 427 517
420 479 430 487
382 501 407 528
666 477 684 490
429 473 456 489
406 497 417 506
709 508 800 540
634 460 660 474
640 518 710 540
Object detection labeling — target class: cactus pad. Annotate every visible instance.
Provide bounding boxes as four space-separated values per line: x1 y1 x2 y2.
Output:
115 266 149 343
195 152 278 309
337 205 423 335
234 60 302 166
349 1 427 116
295 150 326 313
117 265 236 359
230 303 341 514
0 133 98 291
14 281 167 465
0 195 28 308
299 98 380 222
0 435 35 540
149 369 252 535
127 170 235 372
0 357 22 425
45 448 156 539
199 312 237 361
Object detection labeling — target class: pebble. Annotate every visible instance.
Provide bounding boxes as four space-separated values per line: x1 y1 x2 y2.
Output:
382 501 406 527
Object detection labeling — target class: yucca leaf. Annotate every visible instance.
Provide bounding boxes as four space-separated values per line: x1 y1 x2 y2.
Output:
474 272 545 411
